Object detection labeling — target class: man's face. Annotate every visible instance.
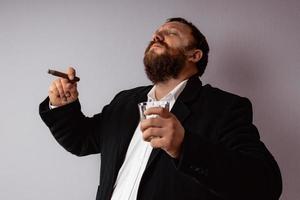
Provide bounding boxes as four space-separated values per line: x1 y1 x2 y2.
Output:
143 22 195 83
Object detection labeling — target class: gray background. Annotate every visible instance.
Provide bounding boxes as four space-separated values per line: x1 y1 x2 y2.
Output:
0 0 299 199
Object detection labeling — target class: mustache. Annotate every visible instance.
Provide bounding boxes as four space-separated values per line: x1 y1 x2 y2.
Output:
145 41 169 53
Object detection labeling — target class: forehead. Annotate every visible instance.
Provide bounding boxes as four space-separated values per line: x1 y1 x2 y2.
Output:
158 21 192 35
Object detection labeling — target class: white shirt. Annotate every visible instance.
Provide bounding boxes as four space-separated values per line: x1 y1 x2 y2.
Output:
111 80 188 200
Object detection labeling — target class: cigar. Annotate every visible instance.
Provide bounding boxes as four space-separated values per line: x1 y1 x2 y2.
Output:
48 69 80 82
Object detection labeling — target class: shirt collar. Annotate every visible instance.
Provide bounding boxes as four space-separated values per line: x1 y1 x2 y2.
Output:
147 79 188 102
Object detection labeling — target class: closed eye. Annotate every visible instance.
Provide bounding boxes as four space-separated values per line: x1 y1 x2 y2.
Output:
166 30 178 36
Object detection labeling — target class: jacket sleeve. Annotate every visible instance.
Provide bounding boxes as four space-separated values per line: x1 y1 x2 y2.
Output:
39 97 108 156
176 97 282 199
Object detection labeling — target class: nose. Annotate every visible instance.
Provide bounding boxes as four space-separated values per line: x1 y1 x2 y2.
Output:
152 32 164 42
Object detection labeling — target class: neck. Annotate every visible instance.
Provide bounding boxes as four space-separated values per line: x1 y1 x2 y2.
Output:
154 79 182 100
154 68 197 100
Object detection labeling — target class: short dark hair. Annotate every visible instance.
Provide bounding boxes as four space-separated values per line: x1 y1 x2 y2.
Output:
166 17 210 76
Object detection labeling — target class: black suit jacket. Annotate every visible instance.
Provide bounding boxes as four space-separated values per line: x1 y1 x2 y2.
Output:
39 76 282 200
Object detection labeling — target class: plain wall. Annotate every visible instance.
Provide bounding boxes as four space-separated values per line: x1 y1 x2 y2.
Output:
0 0 299 199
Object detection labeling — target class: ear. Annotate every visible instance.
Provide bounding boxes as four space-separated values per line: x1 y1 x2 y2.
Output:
187 49 203 64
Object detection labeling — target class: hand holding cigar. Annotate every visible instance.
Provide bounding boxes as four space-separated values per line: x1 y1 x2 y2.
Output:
48 67 79 107
48 69 80 82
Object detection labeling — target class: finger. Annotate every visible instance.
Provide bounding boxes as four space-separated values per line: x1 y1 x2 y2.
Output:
71 90 79 99
140 117 164 132
69 81 78 91
54 78 67 101
62 81 78 101
142 127 164 141
67 66 76 80
70 84 79 99
65 82 72 89
61 76 71 84
62 82 71 98
63 83 71 97
49 82 60 97
61 77 77 96
144 107 171 118
149 137 165 149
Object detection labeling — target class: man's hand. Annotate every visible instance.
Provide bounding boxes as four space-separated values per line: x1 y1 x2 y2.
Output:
48 67 79 107
140 107 185 159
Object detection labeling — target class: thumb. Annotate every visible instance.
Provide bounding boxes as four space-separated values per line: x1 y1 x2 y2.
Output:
67 66 76 80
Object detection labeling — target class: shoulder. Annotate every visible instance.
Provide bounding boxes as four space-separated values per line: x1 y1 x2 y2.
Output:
198 84 253 118
202 84 244 100
201 84 251 105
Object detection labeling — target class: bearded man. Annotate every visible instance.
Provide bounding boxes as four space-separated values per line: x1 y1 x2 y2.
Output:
39 18 282 200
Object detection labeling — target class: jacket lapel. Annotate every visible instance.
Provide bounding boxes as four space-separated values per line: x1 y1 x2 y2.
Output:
145 76 203 169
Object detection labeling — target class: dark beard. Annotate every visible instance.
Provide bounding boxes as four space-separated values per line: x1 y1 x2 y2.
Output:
143 41 186 84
